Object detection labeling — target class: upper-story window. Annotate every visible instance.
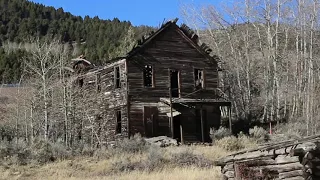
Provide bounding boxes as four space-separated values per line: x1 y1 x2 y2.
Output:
143 65 154 87
194 69 204 89
96 73 101 92
114 66 121 88
78 78 84 88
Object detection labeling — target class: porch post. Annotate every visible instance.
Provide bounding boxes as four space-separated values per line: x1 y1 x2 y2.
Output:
228 106 232 133
200 107 205 142
169 69 174 138
180 124 184 144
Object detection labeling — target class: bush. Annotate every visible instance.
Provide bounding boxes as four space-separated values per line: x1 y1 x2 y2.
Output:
273 122 304 141
249 126 268 142
0 139 32 165
143 145 166 171
210 127 231 142
110 157 138 173
113 134 148 154
170 148 214 168
93 146 111 159
215 136 245 151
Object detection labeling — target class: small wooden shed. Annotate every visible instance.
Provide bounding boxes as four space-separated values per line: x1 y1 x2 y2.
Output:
215 135 320 180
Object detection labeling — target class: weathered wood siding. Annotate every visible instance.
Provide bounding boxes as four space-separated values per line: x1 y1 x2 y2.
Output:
74 59 129 144
127 24 220 138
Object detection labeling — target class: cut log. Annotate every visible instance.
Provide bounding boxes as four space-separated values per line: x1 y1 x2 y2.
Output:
290 148 306 156
222 163 234 173
278 170 304 179
224 171 234 178
276 155 300 164
282 177 304 180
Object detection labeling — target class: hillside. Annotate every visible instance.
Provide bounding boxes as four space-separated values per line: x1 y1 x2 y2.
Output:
0 0 153 83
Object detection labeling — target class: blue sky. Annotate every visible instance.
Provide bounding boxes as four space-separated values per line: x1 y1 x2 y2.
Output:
29 0 217 27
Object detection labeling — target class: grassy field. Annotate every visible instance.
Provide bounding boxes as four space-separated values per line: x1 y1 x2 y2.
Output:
0 146 231 180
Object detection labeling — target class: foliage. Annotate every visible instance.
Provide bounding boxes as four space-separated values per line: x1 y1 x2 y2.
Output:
214 136 245 151
210 127 231 142
113 134 149 154
0 0 153 83
249 126 268 142
170 148 214 168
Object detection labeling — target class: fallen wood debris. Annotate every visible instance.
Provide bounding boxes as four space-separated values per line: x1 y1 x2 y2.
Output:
215 134 320 180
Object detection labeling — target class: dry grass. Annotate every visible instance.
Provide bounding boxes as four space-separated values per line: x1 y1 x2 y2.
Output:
0 145 232 180
0 135 259 180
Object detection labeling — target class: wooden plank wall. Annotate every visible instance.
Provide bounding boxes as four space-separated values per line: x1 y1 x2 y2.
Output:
127 24 220 139
74 59 129 144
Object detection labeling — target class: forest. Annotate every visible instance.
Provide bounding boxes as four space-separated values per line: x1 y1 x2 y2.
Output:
0 0 152 83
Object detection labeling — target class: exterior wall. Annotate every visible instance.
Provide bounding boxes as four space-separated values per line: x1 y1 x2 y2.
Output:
127 24 220 139
75 59 128 144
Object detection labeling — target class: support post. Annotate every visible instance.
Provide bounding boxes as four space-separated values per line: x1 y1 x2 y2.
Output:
180 123 184 144
169 70 174 138
200 107 204 142
228 106 232 133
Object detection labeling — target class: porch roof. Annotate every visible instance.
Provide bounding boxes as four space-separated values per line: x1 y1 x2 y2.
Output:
160 98 231 106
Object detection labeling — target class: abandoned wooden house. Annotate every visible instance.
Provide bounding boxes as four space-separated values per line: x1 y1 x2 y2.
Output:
215 135 320 180
72 19 231 144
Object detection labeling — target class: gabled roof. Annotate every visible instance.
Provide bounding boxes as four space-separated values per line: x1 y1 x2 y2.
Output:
126 18 219 66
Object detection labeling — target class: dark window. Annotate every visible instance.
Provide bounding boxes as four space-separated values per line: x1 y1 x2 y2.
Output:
143 65 153 87
78 78 84 88
194 69 204 89
116 110 121 134
96 73 101 92
115 66 121 88
170 70 179 97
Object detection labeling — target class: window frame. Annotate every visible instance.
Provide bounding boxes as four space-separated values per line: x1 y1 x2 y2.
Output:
143 65 155 88
114 66 121 89
194 68 205 89
115 110 122 134
96 73 101 92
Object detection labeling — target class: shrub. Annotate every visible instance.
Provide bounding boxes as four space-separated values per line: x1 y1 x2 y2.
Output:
215 136 245 151
170 148 214 168
93 146 111 159
273 122 304 141
31 139 55 164
110 157 138 173
249 126 268 142
143 145 166 171
50 141 71 160
210 127 231 142
80 144 95 157
114 134 148 154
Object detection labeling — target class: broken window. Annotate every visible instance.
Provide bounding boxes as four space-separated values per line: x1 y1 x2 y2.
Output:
114 66 121 88
96 73 101 92
116 110 122 134
143 65 154 87
194 69 204 89
78 78 84 88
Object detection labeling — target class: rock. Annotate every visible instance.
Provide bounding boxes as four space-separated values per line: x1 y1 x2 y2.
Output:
145 136 178 147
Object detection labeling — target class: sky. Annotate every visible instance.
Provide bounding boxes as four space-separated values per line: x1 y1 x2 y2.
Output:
29 0 216 27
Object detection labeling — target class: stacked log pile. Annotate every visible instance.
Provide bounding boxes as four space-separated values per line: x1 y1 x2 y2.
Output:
215 135 320 180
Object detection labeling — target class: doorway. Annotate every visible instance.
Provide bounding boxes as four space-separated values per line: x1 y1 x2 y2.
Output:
170 70 180 97
144 106 158 137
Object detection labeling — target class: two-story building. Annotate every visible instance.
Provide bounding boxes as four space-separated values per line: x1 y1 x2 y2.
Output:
74 19 231 144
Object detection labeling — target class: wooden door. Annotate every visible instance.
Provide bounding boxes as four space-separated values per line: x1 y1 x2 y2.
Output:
144 106 158 137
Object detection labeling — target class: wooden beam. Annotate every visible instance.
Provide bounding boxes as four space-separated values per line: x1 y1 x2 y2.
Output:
169 69 174 138
228 106 232 133
180 123 184 144
200 107 204 142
